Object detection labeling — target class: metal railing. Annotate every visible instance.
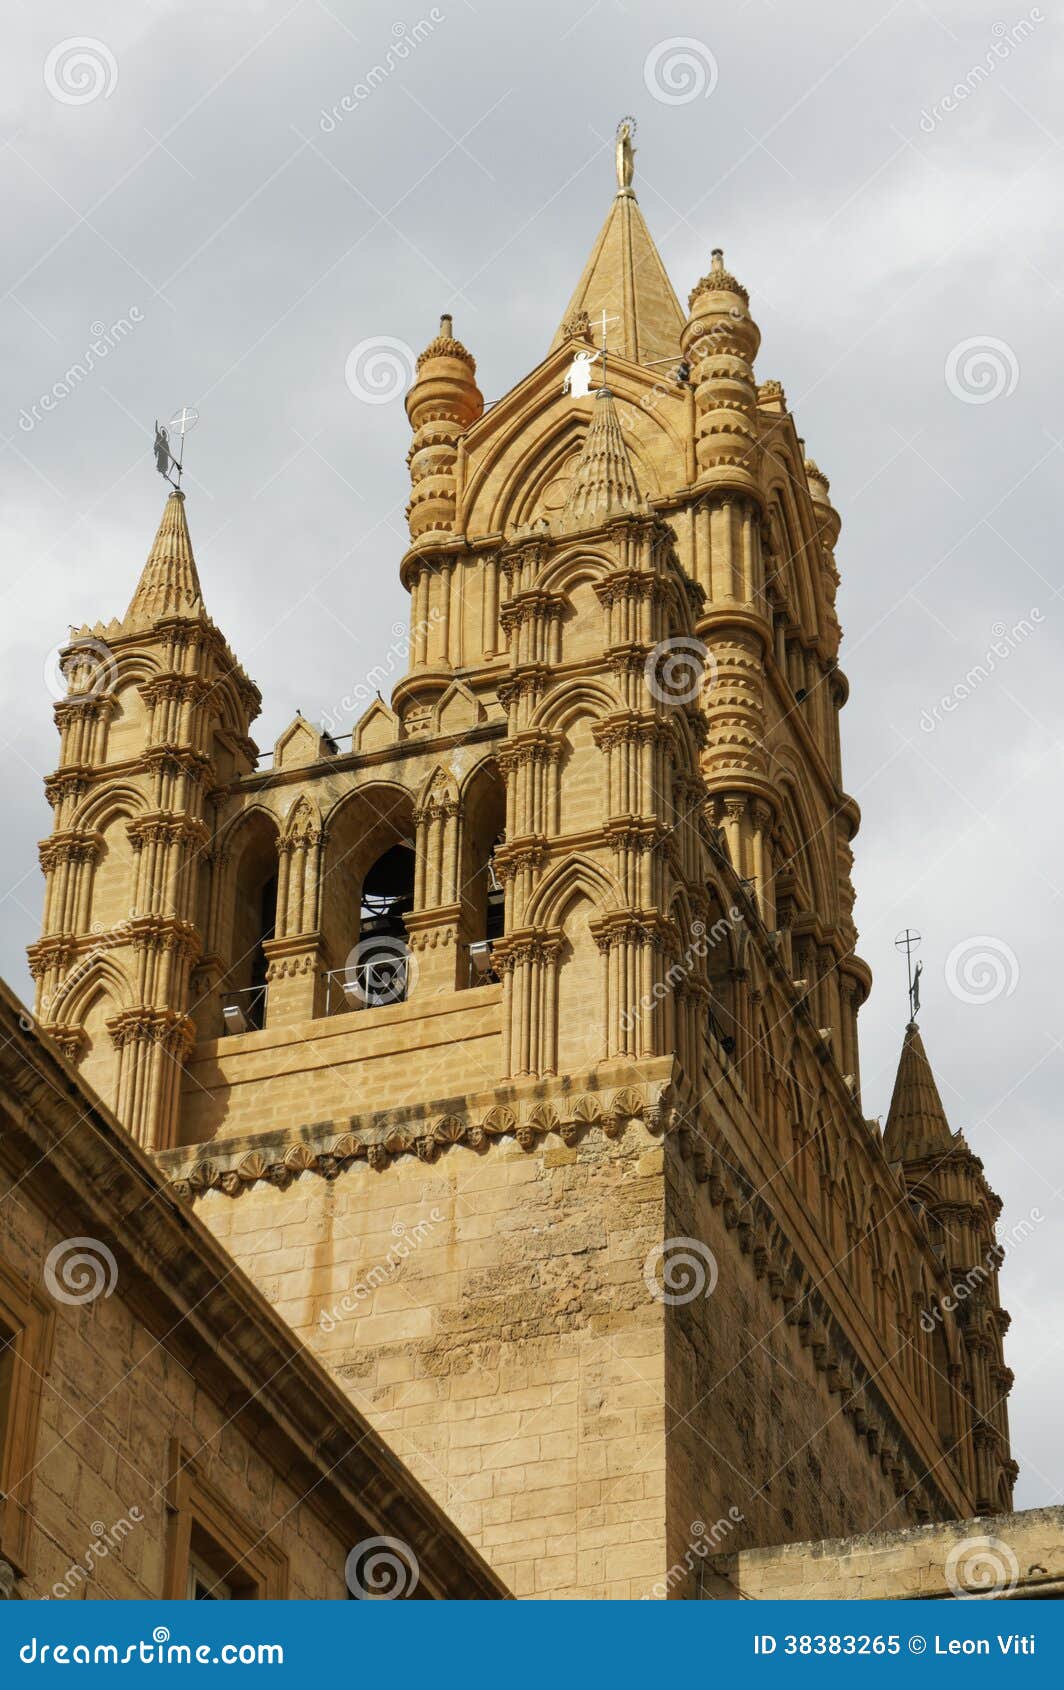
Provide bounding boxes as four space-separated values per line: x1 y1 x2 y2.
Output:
221 984 268 1034
324 958 410 1015
323 945 501 1007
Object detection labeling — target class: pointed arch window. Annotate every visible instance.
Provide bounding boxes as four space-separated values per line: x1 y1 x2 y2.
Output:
318 787 417 1015
344 844 415 1007
224 813 280 1032
460 761 506 986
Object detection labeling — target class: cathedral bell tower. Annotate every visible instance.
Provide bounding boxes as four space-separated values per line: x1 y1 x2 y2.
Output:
29 127 1013 1596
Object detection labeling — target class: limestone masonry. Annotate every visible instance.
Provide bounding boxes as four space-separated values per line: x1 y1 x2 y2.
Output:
25 141 1017 1599
0 982 504 1600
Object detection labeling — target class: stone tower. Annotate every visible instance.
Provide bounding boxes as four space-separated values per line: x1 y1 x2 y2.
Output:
883 1022 1017 1515
29 492 259 1150
31 138 1014 1597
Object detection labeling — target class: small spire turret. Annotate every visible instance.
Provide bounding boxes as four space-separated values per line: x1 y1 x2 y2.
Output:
682 247 761 498
883 1021 954 1162
405 313 483 543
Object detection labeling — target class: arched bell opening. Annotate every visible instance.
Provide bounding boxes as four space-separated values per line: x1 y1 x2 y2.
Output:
317 780 420 1007
460 760 507 986
223 811 280 1032
348 842 416 1008
319 786 417 1014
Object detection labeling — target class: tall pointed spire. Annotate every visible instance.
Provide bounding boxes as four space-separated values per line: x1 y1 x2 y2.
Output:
882 1022 954 1162
551 174 684 368
126 490 204 625
560 387 644 528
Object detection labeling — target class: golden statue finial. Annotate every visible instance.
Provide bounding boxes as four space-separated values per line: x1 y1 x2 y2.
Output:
615 116 636 193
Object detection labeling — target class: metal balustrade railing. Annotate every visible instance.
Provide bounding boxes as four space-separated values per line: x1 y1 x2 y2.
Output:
221 984 268 1034
323 956 410 1015
220 943 501 1032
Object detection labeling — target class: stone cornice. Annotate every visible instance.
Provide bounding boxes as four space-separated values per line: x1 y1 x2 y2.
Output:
158 1061 679 1195
143 744 213 782
77 615 261 719
139 674 217 707
43 768 94 809
127 813 210 852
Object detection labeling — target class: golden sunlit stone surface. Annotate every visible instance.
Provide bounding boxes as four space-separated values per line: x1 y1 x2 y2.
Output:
28 142 1018 1599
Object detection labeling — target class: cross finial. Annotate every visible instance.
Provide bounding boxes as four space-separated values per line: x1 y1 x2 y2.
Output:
561 309 619 400
894 928 923 1024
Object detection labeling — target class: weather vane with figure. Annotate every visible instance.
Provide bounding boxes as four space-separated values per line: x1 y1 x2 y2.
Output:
153 406 199 490
894 928 924 1024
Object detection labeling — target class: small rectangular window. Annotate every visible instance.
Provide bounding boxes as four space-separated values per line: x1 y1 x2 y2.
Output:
164 1442 287 1600
187 1555 233 1600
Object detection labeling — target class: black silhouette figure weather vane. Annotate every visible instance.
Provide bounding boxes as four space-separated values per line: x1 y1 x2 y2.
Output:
153 406 199 490
894 928 923 1025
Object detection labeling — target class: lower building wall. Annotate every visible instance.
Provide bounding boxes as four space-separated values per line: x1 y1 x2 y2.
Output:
176 1072 950 1599
195 1120 669 1599
662 1138 907 1597
0 1165 351 1600
721 1508 1064 1599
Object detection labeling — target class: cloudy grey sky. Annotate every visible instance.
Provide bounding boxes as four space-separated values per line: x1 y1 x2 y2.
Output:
2 0 1061 1511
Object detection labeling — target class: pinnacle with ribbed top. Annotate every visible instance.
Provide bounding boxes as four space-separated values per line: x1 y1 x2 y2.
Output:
125 490 204 625
560 388 644 528
882 1021 955 1162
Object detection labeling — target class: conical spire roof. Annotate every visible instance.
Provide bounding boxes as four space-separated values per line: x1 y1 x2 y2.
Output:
560 387 644 528
883 1022 955 1162
551 189 685 368
126 490 204 625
